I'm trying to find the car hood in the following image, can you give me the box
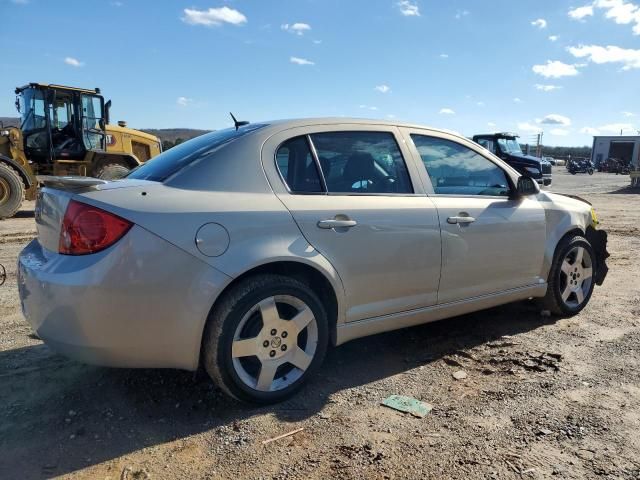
[508,153,547,166]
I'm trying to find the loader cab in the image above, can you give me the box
[16,83,106,167]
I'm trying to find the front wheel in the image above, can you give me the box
[541,235,596,316]
[202,274,329,403]
[0,163,25,220]
[588,168,594,175]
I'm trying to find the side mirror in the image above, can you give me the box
[516,176,539,197]
[98,118,106,130]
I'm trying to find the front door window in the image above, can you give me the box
[81,95,105,151]
[411,135,510,196]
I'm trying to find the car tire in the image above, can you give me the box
[541,235,596,316]
[0,163,25,220]
[202,274,329,404]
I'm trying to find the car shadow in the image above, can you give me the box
[0,301,556,478]
[12,209,35,219]
[608,185,640,194]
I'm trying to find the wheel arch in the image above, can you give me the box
[542,225,585,281]
[0,154,34,188]
[197,260,341,367]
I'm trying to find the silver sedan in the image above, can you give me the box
[18,118,609,403]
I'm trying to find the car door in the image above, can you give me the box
[263,125,442,323]
[402,129,546,304]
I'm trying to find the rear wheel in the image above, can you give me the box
[202,274,328,403]
[0,163,25,220]
[541,235,596,316]
[95,160,131,180]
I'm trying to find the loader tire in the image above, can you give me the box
[95,161,131,181]
[0,163,25,220]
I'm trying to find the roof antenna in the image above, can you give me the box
[230,112,249,131]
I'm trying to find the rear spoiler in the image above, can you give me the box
[37,176,108,190]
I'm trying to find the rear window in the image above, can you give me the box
[127,124,267,182]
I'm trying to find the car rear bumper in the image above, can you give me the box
[18,226,231,371]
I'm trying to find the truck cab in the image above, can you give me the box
[473,133,552,186]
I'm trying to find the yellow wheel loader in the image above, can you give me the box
[0,83,162,219]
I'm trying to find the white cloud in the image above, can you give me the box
[568,5,595,20]
[518,122,543,133]
[290,56,314,65]
[622,111,636,117]
[594,0,640,35]
[455,9,470,19]
[439,108,455,115]
[540,114,572,126]
[176,96,193,107]
[513,97,523,103]
[487,122,497,127]
[476,101,485,107]
[64,57,84,67]
[599,122,637,133]
[359,105,378,111]
[580,126,600,135]
[550,128,570,136]
[532,60,581,77]
[182,7,247,27]
[439,53,449,58]
[568,44,640,70]
[535,84,563,91]
[11,0,29,4]
[548,35,559,41]
[375,84,391,93]
[313,40,322,44]
[281,23,311,36]
[531,18,548,29]
[110,1,123,6]
[387,114,396,119]
[397,0,420,16]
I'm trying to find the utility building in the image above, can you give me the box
[591,135,640,169]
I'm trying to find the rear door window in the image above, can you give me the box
[275,136,323,193]
[309,131,413,194]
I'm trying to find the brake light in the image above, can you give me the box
[59,200,133,255]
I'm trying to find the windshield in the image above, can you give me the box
[19,88,46,133]
[127,123,268,182]
[497,138,523,155]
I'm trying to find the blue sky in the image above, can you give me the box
[1,0,639,146]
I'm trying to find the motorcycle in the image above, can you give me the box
[568,159,594,175]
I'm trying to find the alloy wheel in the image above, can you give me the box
[231,295,318,392]
[559,245,593,308]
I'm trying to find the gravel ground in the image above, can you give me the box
[1,170,639,480]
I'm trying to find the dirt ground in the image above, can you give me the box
[1,170,639,480]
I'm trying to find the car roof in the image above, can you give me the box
[255,117,461,136]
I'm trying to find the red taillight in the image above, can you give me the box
[59,200,133,255]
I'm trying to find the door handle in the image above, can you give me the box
[447,215,476,225]
[317,219,357,229]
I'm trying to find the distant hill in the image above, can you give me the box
[141,128,209,143]
[0,117,19,127]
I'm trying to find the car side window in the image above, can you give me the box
[310,131,413,194]
[411,135,511,196]
[275,136,323,193]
